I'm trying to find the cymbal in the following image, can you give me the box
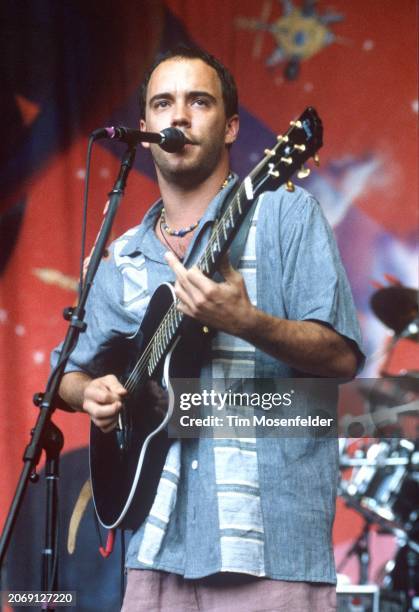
[371,287,418,335]
[359,373,419,408]
[358,382,404,406]
[396,371,419,394]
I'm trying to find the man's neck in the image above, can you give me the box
[157,162,230,228]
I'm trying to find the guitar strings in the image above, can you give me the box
[124,303,181,392]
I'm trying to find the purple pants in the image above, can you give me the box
[121,569,337,612]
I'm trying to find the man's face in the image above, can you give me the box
[140,57,238,187]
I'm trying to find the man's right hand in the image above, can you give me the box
[82,374,127,433]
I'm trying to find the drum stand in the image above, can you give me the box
[338,519,372,584]
[385,535,419,611]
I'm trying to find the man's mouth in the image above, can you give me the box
[174,131,197,146]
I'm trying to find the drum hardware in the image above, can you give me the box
[340,456,412,468]
[337,519,374,585]
[340,437,419,609]
[340,439,419,533]
[380,538,419,611]
[399,319,419,342]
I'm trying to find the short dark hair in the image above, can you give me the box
[139,45,238,120]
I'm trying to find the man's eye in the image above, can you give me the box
[155,100,169,109]
[193,98,209,107]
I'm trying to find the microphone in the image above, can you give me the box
[90,126,188,152]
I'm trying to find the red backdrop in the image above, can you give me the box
[0,0,417,602]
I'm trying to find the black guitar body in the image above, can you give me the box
[89,283,208,529]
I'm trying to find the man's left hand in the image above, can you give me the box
[165,251,253,336]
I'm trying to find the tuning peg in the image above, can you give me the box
[268,165,280,178]
[264,148,275,157]
[293,144,306,152]
[280,156,293,165]
[286,180,295,192]
[290,120,302,128]
[313,153,320,166]
[297,166,311,179]
[276,134,289,142]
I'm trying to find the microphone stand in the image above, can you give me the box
[0,144,137,599]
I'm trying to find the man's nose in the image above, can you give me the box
[171,102,191,127]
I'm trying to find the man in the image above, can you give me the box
[54,46,363,611]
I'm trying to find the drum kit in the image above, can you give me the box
[338,286,419,609]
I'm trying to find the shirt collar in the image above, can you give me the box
[119,173,239,259]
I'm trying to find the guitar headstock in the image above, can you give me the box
[254,107,323,193]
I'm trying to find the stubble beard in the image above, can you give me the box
[151,137,227,190]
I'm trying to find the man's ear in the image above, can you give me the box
[139,118,150,149]
[225,114,239,146]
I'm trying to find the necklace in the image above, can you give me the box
[159,172,234,238]
[160,208,199,237]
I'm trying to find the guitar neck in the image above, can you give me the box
[196,180,254,277]
[196,144,304,277]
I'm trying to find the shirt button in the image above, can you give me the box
[191,459,198,470]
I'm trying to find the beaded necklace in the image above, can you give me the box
[159,172,233,238]
[160,209,199,237]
